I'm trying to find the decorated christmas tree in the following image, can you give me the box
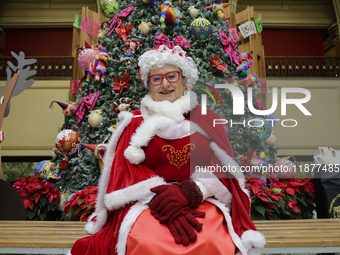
[52,0,278,194]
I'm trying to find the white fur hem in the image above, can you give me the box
[210,142,250,197]
[85,110,134,234]
[104,176,166,210]
[116,203,148,255]
[240,230,266,255]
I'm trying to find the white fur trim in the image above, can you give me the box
[124,91,198,165]
[104,176,166,210]
[191,171,232,208]
[210,141,250,197]
[116,203,148,255]
[240,230,266,255]
[206,198,248,255]
[85,111,134,234]
[124,146,145,164]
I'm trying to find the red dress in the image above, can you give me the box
[126,133,235,255]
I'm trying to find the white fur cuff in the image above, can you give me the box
[241,230,266,255]
[124,145,145,165]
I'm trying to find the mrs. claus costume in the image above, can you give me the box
[70,45,265,255]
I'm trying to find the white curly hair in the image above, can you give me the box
[138,45,199,87]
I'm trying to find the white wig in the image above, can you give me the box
[138,45,199,87]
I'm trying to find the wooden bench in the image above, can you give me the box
[1,219,340,254]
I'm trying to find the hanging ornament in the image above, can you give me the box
[140,0,155,5]
[88,109,103,128]
[264,113,277,127]
[115,22,134,40]
[120,39,142,64]
[250,158,268,178]
[209,53,229,73]
[245,117,272,141]
[45,164,60,184]
[97,29,106,38]
[188,6,199,18]
[274,158,296,179]
[112,72,130,93]
[35,160,54,180]
[239,52,253,69]
[212,0,225,19]
[236,63,250,79]
[76,41,99,71]
[111,97,135,113]
[49,101,76,129]
[189,18,212,42]
[78,143,107,172]
[86,45,110,83]
[100,0,119,18]
[240,151,255,171]
[160,0,182,30]
[55,130,82,155]
[264,131,278,147]
[138,22,152,35]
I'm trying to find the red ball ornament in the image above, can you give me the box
[55,130,81,155]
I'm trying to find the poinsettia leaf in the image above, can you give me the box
[26,208,36,220]
[283,209,292,216]
[251,212,266,220]
[39,211,47,221]
[296,196,308,207]
[277,198,285,209]
[273,204,280,213]
[40,194,47,207]
[255,205,266,216]
[23,199,34,210]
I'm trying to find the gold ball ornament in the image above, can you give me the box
[97,29,106,38]
[88,109,103,128]
[189,6,199,18]
[138,22,152,35]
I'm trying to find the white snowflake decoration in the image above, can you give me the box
[238,21,257,39]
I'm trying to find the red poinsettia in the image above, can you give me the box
[13,176,60,220]
[209,53,229,73]
[61,186,98,221]
[113,72,130,93]
[240,151,255,169]
[115,23,134,40]
[247,177,268,202]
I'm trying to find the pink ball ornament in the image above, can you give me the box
[274,158,296,179]
[55,130,81,155]
[78,48,99,71]
[250,158,268,178]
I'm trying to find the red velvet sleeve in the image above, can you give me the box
[106,115,158,194]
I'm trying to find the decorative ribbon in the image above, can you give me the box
[108,6,134,36]
[75,91,100,127]
[154,33,190,49]
[219,29,239,65]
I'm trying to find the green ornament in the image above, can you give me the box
[100,0,119,18]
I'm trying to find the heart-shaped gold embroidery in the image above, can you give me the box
[162,143,195,169]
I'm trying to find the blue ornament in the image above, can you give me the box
[264,113,276,127]
[189,18,212,42]
[245,117,272,141]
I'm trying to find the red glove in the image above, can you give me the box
[150,180,203,223]
[167,208,205,246]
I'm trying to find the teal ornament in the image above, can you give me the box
[245,117,272,141]
[100,0,119,18]
[189,18,212,42]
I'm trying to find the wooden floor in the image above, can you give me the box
[0,219,340,251]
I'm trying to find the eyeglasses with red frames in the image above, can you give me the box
[148,71,181,86]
